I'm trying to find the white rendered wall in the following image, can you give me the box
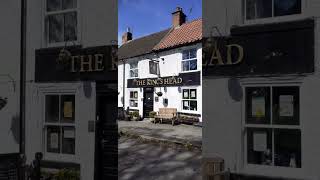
[118,43,202,120]
[25,0,117,180]
[0,0,21,154]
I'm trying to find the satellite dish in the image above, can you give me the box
[228,78,243,101]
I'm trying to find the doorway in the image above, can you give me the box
[94,84,118,180]
[143,87,154,118]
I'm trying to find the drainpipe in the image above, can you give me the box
[122,59,126,111]
[20,0,26,164]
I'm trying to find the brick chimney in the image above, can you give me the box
[122,27,132,44]
[172,7,186,28]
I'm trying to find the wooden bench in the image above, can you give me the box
[154,108,177,126]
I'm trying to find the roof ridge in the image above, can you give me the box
[120,28,171,47]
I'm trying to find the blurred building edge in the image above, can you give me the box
[0,0,118,180]
[203,0,319,180]
[118,7,203,124]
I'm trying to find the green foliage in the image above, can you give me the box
[132,111,139,117]
[53,169,80,180]
[149,111,157,118]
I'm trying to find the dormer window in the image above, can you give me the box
[245,0,301,20]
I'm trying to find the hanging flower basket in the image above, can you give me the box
[156,92,163,97]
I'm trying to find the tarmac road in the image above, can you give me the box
[118,136,202,180]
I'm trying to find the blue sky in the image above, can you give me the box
[118,0,202,45]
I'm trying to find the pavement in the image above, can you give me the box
[118,119,202,148]
[119,136,202,180]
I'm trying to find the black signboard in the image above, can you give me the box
[127,71,201,88]
[35,45,117,82]
[203,19,314,76]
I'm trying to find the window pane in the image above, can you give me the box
[182,50,189,60]
[130,100,138,107]
[130,70,135,77]
[134,69,138,77]
[183,89,189,99]
[273,86,299,125]
[62,126,75,154]
[47,0,62,12]
[183,100,189,110]
[190,89,197,99]
[246,87,270,124]
[189,49,197,59]
[64,12,77,41]
[62,0,77,9]
[246,0,272,20]
[45,95,59,123]
[130,62,138,69]
[247,128,273,165]
[274,0,301,16]
[182,61,189,71]
[60,95,75,123]
[130,92,133,98]
[48,14,64,43]
[190,60,197,70]
[134,92,138,99]
[274,129,301,168]
[190,101,197,111]
[47,126,61,153]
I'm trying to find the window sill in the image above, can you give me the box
[243,14,306,26]
[41,160,80,170]
[180,70,201,74]
[241,164,304,179]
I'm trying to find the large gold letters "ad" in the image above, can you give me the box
[206,43,244,66]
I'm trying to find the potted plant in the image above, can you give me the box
[149,111,157,122]
[131,111,140,121]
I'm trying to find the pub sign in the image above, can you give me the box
[127,71,201,88]
[35,45,117,82]
[203,19,314,76]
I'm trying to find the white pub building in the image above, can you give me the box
[118,8,202,123]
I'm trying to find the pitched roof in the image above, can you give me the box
[153,18,202,51]
[118,29,170,60]
[118,18,202,60]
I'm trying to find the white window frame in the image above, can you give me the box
[129,61,139,78]
[242,84,302,170]
[129,91,138,108]
[182,88,198,112]
[244,0,306,25]
[181,48,198,72]
[42,92,78,162]
[44,0,81,47]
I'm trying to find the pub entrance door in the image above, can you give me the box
[94,84,118,180]
[143,87,154,118]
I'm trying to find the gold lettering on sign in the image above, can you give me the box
[206,43,244,66]
[70,56,79,72]
[177,78,183,84]
[80,55,93,72]
[226,44,244,65]
[210,44,224,65]
[94,54,105,71]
